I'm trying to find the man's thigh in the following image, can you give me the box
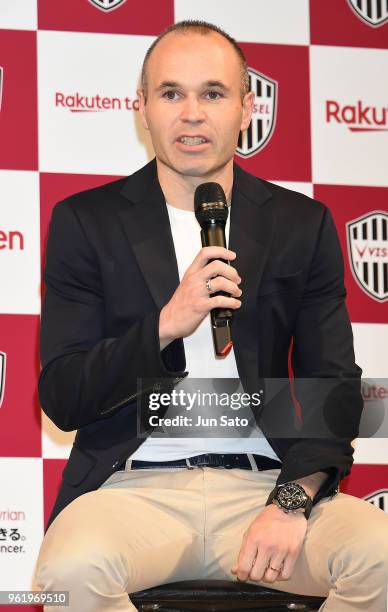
[203,487,388,598]
[35,468,205,594]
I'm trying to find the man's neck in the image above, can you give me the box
[156,159,233,211]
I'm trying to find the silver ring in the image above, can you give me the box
[206,278,213,294]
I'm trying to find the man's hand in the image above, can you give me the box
[231,504,307,584]
[159,246,242,349]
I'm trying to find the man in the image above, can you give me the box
[34,20,388,612]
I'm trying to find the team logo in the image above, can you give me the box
[87,0,127,11]
[364,489,388,513]
[346,211,388,302]
[236,68,277,158]
[0,352,6,409]
[347,0,388,27]
[0,67,3,112]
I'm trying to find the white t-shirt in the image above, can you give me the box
[130,201,280,461]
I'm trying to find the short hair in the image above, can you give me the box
[140,20,249,103]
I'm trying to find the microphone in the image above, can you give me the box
[194,182,234,357]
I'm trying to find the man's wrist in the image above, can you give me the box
[291,471,329,501]
[270,502,307,519]
[159,308,175,351]
[159,336,174,351]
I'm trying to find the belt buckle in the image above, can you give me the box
[186,454,231,469]
[204,453,229,469]
[197,453,212,467]
[187,453,212,469]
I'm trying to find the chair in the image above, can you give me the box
[130,579,326,612]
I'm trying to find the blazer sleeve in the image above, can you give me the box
[275,205,363,504]
[39,199,186,432]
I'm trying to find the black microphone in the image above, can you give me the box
[194,182,234,357]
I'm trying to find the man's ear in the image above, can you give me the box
[240,91,255,132]
[137,89,149,131]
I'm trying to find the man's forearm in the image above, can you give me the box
[292,471,330,500]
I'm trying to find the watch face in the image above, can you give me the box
[277,483,307,510]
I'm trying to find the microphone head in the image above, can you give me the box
[194,182,229,227]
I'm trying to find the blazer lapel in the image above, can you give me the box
[118,159,180,311]
[229,164,274,394]
[118,159,275,394]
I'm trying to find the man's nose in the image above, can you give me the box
[180,96,205,123]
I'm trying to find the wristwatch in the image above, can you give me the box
[265,482,313,519]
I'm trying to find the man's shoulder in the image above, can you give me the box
[53,159,156,217]
[234,163,327,219]
[55,176,127,217]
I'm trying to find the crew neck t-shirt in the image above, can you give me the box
[129,201,281,462]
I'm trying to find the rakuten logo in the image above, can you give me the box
[55,92,139,112]
[0,230,24,250]
[326,100,388,132]
[362,384,388,401]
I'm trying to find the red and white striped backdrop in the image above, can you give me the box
[0,1,387,606]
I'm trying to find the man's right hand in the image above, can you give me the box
[159,246,242,350]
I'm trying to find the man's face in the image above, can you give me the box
[138,31,254,180]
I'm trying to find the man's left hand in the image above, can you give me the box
[231,504,307,583]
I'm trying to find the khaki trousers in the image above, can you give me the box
[34,464,388,612]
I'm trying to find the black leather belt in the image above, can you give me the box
[127,453,282,471]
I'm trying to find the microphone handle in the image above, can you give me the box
[201,223,234,357]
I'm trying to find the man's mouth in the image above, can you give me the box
[177,136,209,145]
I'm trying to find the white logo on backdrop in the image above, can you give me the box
[347,211,388,302]
[364,489,388,512]
[236,67,277,158]
[87,0,127,11]
[347,0,388,27]
[0,352,6,408]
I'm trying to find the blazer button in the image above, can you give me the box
[112,461,119,469]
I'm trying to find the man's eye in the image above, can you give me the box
[163,90,179,100]
[206,91,223,100]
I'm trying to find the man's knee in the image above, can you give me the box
[35,524,130,593]
[36,549,131,598]
[36,551,90,590]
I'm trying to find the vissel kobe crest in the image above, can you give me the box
[347,211,388,303]
[364,489,388,513]
[348,0,388,27]
[236,68,277,158]
[0,352,6,409]
[87,0,127,11]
